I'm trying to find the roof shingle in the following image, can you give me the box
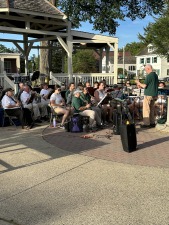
[0,0,66,17]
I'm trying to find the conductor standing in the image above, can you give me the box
[135,64,158,128]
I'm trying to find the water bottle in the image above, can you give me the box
[53,116,56,127]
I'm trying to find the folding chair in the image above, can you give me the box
[1,109,18,127]
[48,104,63,126]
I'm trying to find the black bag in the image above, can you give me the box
[68,114,83,133]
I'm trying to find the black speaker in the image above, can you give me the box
[120,124,137,152]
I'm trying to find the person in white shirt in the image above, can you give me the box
[1,88,33,129]
[20,84,48,122]
[40,83,53,105]
[50,85,70,129]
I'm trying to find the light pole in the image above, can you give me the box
[123,46,125,77]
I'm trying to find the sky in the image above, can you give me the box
[0,15,155,57]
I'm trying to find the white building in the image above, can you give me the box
[136,44,169,78]
[102,51,136,77]
[0,53,20,74]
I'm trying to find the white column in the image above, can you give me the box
[67,21,73,82]
[106,46,110,73]
[0,57,4,73]
[113,41,118,84]
[123,46,125,76]
[165,96,169,126]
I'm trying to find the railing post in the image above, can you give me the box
[49,71,53,85]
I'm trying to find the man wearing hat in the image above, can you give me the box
[72,89,102,128]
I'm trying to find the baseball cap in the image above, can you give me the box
[73,89,82,95]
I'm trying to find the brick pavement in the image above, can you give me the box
[42,124,169,168]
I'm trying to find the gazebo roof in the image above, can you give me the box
[0,0,68,39]
[0,0,66,18]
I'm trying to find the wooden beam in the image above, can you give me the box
[57,36,69,54]
[72,40,114,44]
[0,26,68,37]
[13,41,24,55]
[71,30,118,42]
[0,14,68,26]
[0,38,24,43]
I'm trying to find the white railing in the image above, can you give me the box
[0,72,18,93]
[49,72,116,87]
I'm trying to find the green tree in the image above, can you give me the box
[65,49,98,73]
[51,42,63,73]
[53,0,165,34]
[138,2,169,57]
[0,44,14,53]
[124,42,146,56]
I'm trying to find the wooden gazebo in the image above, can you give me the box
[0,0,118,83]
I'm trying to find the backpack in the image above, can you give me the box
[65,114,83,132]
[157,117,166,124]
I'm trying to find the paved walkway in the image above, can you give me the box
[1,123,169,225]
[43,123,169,168]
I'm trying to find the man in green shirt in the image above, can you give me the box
[136,64,158,128]
[65,82,75,105]
[72,89,102,128]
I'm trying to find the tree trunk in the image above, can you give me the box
[39,0,56,75]
[40,41,49,75]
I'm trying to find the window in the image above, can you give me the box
[167,69,169,75]
[146,58,150,63]
[128,66,136,71]
[4,61,11,73]
[140,58,144,64]
[152,57,157,63]
[148,46,154,53]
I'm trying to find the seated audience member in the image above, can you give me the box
[1,88,33,129]
[50,85,70,129]
[80,87,102,122]
[94,81,113,123]
[40,83,53,105]
[65,82,75,105]
[72,89,102,128]
[20,84,48,122]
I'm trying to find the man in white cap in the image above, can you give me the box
[72,89,102,128]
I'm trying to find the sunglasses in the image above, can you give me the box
[57,89,61,91]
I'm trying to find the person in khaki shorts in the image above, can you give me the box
[135,64,158,128]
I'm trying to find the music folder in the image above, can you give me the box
[97,94,107,107]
